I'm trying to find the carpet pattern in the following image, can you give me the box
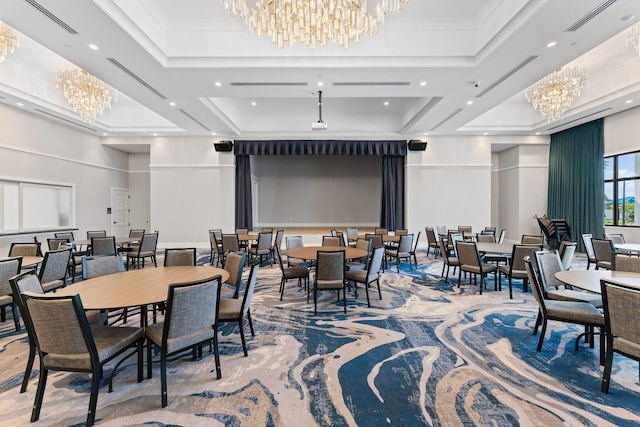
[0,251,639,426]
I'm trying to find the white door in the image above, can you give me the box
[111,188,130,237]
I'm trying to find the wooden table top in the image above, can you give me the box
[555,269,640,294]
[476,242,514,254]
[73,237,139,246]
[56,266,229,310]
[357,234,400,243]
[284,246,368,261]
[1,256,43,268]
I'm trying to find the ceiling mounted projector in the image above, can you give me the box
[312,90,327,131]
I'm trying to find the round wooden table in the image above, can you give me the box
[1,256,43,270]
[284,246,368,261]
[555,269,640,294]
[57,266,229,311]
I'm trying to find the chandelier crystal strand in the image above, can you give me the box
[57,69,118,125]
[524,67,587,122]
[626,22,640,56]
[220,0,409,48]
[0,21,19,63]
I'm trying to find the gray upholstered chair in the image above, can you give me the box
[217,262,259,356]
[164,248,196,266]
[128,233,159,269]
[345,245,384,307]
[91,236,117,256]
[38,247,71,292]
[521,234,543,245]
[0,257,22,331]
[600,279,640,392]
[394,229,408,236]
[82,253,125,279]
[605,233,625,245]
[285,235,308,268]
[476,233,495,243]
[374,228,388,235]
[437,238,459,283]
[364,234,384,252]
[322,235,341,246]
[613,254,640,272]
[458,226,472,239]
[409,230,421,267]
[248,232,273,266]
[558,240,577,270]
[270,229,284,262]
[312,250,347,315]
[345,238,372,271]
[425,227,439,258]
[86,230,107,239]
[524,259,604,362]
[55,232,84,280]
[221,234,240,265]
[223,251,247,299]
[9,242,41,257]
[456,241,497,294]
[145,275,222,407]
[385,233,414,272]
[592,239,615,270]
[581,233,597,269]
[47,238,69,251]
[498,244,542,299]
[483,226,497,237]
[22,289,143,426]
[275,246,309,301]
[210,229,225,267]
[54,231,75,241]
[345,227,359,247]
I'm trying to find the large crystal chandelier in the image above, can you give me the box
[220,0,409,48]
[524,67,587,122]
[57,69,118,125]
[0,21,19,63]
[626,22,640,57]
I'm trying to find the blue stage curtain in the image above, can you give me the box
[547,119,604,252]
[233,140,406,229]
[235,154,253,230]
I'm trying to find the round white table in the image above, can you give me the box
[555,269,640,294]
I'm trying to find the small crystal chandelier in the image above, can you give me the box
[626,22,640,57]
[57,69,118,125]
[524,67,587,122]
[0,21,19,63]
[220,0,409,48]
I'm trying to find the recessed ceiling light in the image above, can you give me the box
[383,101,389,106]
[211,132,217,136]
[546,41,557,48]
[625,99,634,104]
[153,133,158,136]
[214,81,222,87]
[467,100,473,105]
[483,132,489,135]
[16,102,24,106]
[423,132,429,136]
[622,15,634,22]
[169,102,176,106]
[102,133,108,136]
[317,81,324,86]
[420,81,427,86]
[251,101,257,106]
[535,132,541,135]
[88,44,99,50]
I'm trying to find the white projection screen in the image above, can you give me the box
[251,155,381,226]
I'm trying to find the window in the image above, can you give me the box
[604,152,640,226]
[0,179,74,234]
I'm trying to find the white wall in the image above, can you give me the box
[0,104,129,254]
[405,136,492,235]
[149,138,235,248]
[128,153,151,231]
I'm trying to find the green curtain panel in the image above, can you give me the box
[547,119,604,252]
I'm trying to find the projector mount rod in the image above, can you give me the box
[318,90,323,123]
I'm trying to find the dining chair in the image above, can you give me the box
[322,235,341,246]
[221,234,241,265]
[592,239,615,270]
[164,248,196,266]
[83,253,125,279]
[275,246,309,301]
[425,227,439,258]
[23,290,144,426]
[38,247,71,292]
[91,235,117,256]
[581,233,597,269]
[345,227,359,247]
[8,242,41,258]
[600,279,640,393]
[285,235,308,268]
[456,241,497,294]
[374,228,388,235]
[345,246,384,307]
[385,234,414,272]
[210,229,225,267]
[394,229,408,236]
[119,229,145,255]
[476,233,495,243]
[613,254,640,272]
[409,230,421,267]
[524,259,604,363]
[558,240,577,270]
[128,233,159,269]
[223,251,247,299]
[248,232,273,266]
[145,275,222,407]
[437,238,459,283]
[497,244,541,299]
[217,262,259,356]
[483,226,497,238]
[605,233,625,244]
[345,238,372,271]
[86,230,107,239]
[521,234,543,245]
[312,250,347,315]
[0,257,22,331]
[270,229,284,262]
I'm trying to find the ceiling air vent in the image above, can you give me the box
[106,58,166,99]
[24,0,78,34]
[333,82,410,86]
[229,82,307,87]
[565,0,617,32]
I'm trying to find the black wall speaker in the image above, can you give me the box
[407,140,427,151]
[214,141,233,152]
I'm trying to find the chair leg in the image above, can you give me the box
[533,311,542,335]
[31,365,48,422]
[87,367,101,426]
[238,319,248,357]
[146,340,154,380]
[536,319,547,351]
[247,311,255,336]
[376,278,382,300]
[12,302,20,332]
[508,277,513,299]
[21,341,37,393]
[161,351,168,407]
[364,280,371,307]
[213,327,222,380]
[601,340,614,393]
[342,284,347,313]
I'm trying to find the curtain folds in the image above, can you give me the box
[235,155,253,230]
[547,119,604,252]
[234,140,406,230]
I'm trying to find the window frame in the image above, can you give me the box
[604,150,640,227]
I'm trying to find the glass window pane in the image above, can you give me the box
[604,157,614,180]
[604,181,614,225]
[617,153,640,178]
[617,180,638,226]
